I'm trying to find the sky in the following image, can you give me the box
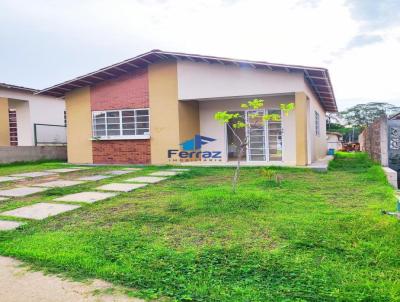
[1,0,400,110]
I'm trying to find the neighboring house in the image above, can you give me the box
[327,132,343,150]
[37,50,337,166]
[0,83,66,146]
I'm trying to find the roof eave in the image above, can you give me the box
[36,50,338,112]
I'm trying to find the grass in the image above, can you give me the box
[0,154,399,301]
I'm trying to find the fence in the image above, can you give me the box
[359,115,400,188]
[34,123,66,146]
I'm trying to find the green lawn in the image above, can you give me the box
[0,153,399,301]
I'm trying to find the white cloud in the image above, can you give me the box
[0,0,399,110]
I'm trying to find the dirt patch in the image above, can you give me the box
[0,256,145,302]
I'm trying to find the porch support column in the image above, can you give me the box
[65,87,93,164]
[149,61,180,164]
[0,97,10,146]
[295,92,308,166]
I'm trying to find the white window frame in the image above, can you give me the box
[224,109,284,163]
[315,111,320,136]
[266,109,283,162]
[92,108,150,140]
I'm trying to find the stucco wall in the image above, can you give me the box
[0,98,10,146]
[177,60,306,100]
[148,61,180,164]
[65,87,93,164]
[304,81,327,162]
[7,99,31,146]
[327,134,342,150]
[0,87,65,146]
[178,100,200,162]
[295,92,309,165]
[198,94,296,164]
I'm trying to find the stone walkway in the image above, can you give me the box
[1,203,81,220]
[0,256,144,302]
[0,168,187,231]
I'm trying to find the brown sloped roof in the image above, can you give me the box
[0,82,37,93]
[36,49,337,112]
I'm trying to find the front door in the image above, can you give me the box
[246,110,267,161]
[226,109,283,162]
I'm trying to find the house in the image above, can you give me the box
[327,132,343,150]
[37,50,337,166]
[0,83,66,146]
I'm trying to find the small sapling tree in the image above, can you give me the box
[214,99,294,192]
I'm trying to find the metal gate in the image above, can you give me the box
[34,123,67,146]
[388,119,400,186]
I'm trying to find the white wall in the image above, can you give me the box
[327,134,342,150]
[177,60,306,100]
[8,99,31,146]
[303,81,327,162]
[198,95,296,164]
[0,88,65,146]
[178,60,329,165]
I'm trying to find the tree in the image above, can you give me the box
[340,102,400,128]
[214,99,294,192]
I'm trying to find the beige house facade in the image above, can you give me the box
[37,50,337,166]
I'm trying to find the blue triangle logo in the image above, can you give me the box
[180,134,216,151]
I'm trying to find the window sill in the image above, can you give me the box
[91,135,150,141]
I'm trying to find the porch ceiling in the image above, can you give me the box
[36,50,337,112]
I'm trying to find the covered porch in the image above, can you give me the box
[177,91,311,166]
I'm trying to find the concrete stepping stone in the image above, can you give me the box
[54,192,118,203]
[96,183,147,192]
[170,168,190,172]
[10,171,56,178]
[0,187,47,197]
[125,176,167,183]
[150,171,179,176]
[0,176,25,183]
[33,180,84,188]
[122,168,143,171]
[0,220,23,231]
[1,203,80,220]
[45,168,84,173]
[0,197,9,201]
[106,170,132,175]
[77,175,111,181]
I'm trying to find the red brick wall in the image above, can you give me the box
[91,69,149,111]
[92,140,150,164]
[91,69,151,164]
